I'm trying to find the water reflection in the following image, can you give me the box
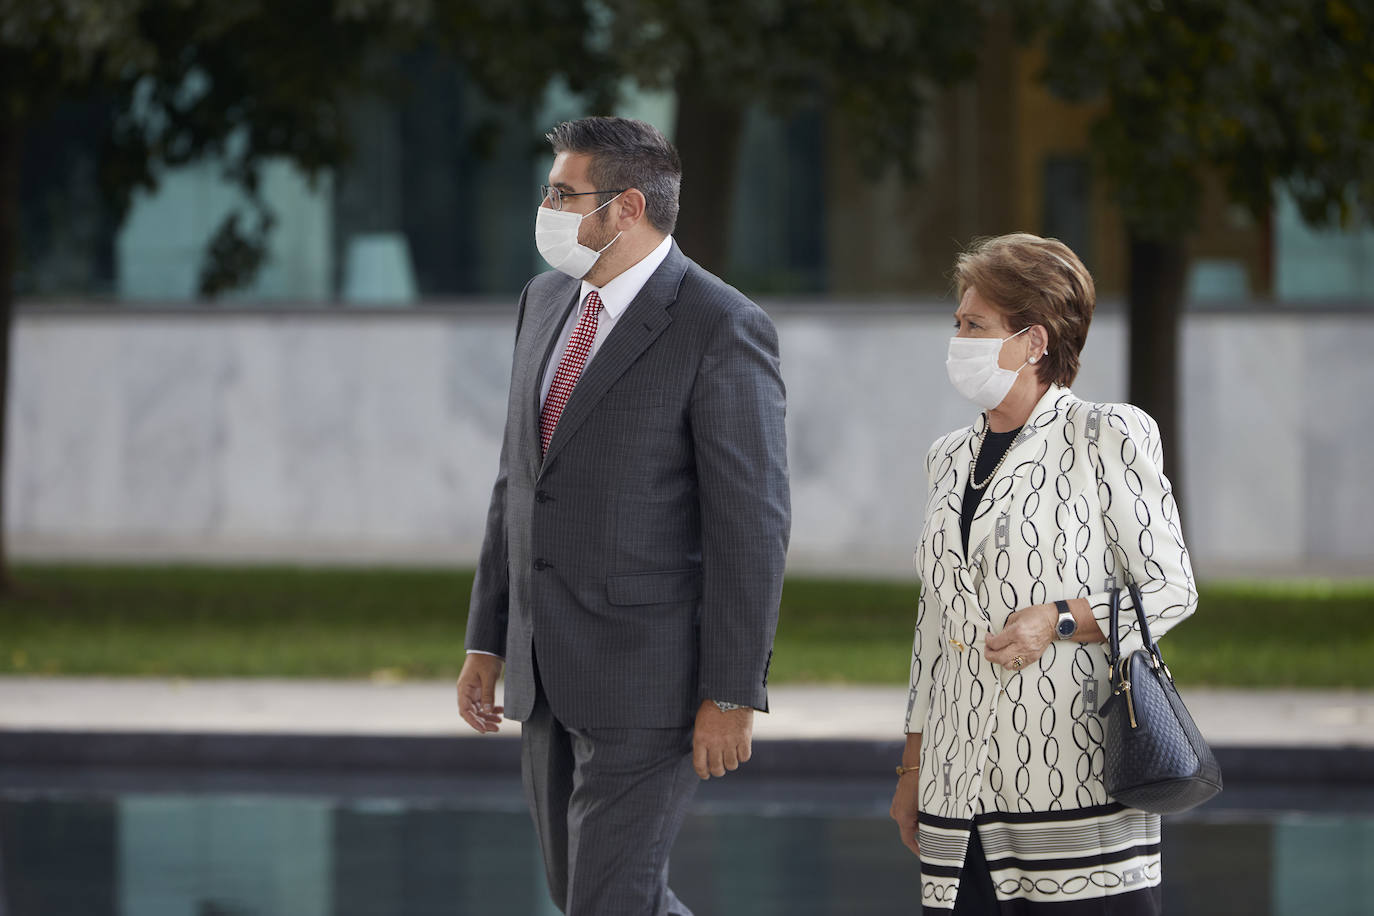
[2,794,1372,916]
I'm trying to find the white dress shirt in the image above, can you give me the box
[538,234,674,405]
[470,234,674,660]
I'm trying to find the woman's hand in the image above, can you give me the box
[984,603,1057,672]
[890,733,923,856]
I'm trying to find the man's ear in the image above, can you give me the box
[616,188,647,229]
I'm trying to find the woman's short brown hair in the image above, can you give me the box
[953,233,1096,387]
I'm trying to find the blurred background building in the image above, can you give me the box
[18,29,1374,306]
[9,16,1374,576]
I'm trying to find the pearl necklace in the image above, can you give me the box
[969,423,1020,491]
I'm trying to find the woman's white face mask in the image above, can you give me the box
[534,193,623,279]
[945,326,1033,410]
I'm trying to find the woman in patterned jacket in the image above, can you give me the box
[889,233,1197,914]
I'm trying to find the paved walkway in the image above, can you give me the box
[2,677,1371,748]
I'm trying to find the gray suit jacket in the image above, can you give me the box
[465,240,790,729]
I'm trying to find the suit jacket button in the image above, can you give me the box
[535,490,550,503]
[533,558,550,571]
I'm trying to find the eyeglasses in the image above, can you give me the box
[540,185,628,211]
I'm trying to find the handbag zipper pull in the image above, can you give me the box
[1114,656,1140,729]
[1122,679,1137,729]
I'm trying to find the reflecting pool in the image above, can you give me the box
[3,789,1372,916]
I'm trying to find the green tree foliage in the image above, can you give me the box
[426,0,613,108]
[593,0,984,272]
[1017,1,1374,491]
[1029,0,1374,238]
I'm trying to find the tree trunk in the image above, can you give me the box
[0,114,19,592]
[1125,230,1188,516]
[670,75,745,278]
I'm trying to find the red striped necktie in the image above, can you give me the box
[539,290,603,455]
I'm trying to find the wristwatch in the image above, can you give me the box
[1055,599,1078,640]
[713,700,744,712]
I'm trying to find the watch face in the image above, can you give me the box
[1057,615,1077,638]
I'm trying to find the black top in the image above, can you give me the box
[961,425,1021,557]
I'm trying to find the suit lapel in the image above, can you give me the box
[539,242,690,470]
[518,279,580,472]
[964,386,1076,593]
[921,424,979,609]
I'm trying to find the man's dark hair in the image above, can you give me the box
[546,117,682,235]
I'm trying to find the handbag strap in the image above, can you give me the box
[1107,582,1167,675]
[1107,586,1122,668]
[1126,581,1167,664]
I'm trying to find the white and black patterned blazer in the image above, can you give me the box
[905,385,1198,906]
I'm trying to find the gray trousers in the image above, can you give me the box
[521,677,699,916]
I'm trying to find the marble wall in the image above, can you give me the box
[9,305,1372,578]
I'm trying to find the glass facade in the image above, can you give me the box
[15,52,829,305]
[13,52,1374,307]
[1273,191,1374,303]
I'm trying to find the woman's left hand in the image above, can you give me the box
[985,603,1058,672]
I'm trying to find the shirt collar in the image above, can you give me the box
[580,234,673,319]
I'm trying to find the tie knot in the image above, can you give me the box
[585,290,603,314]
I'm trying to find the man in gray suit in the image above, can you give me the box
[455,117,790,915]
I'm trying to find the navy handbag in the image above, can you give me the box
[1099,583,1223,814]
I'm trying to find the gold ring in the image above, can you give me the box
[1011,656,1024,670]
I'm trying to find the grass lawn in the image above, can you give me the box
[1,565,1371,688]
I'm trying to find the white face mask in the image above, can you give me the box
[945,326,1034,410]
[534,193,623,279]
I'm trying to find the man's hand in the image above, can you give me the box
[456,653,505,734]
[692,700,754,779]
